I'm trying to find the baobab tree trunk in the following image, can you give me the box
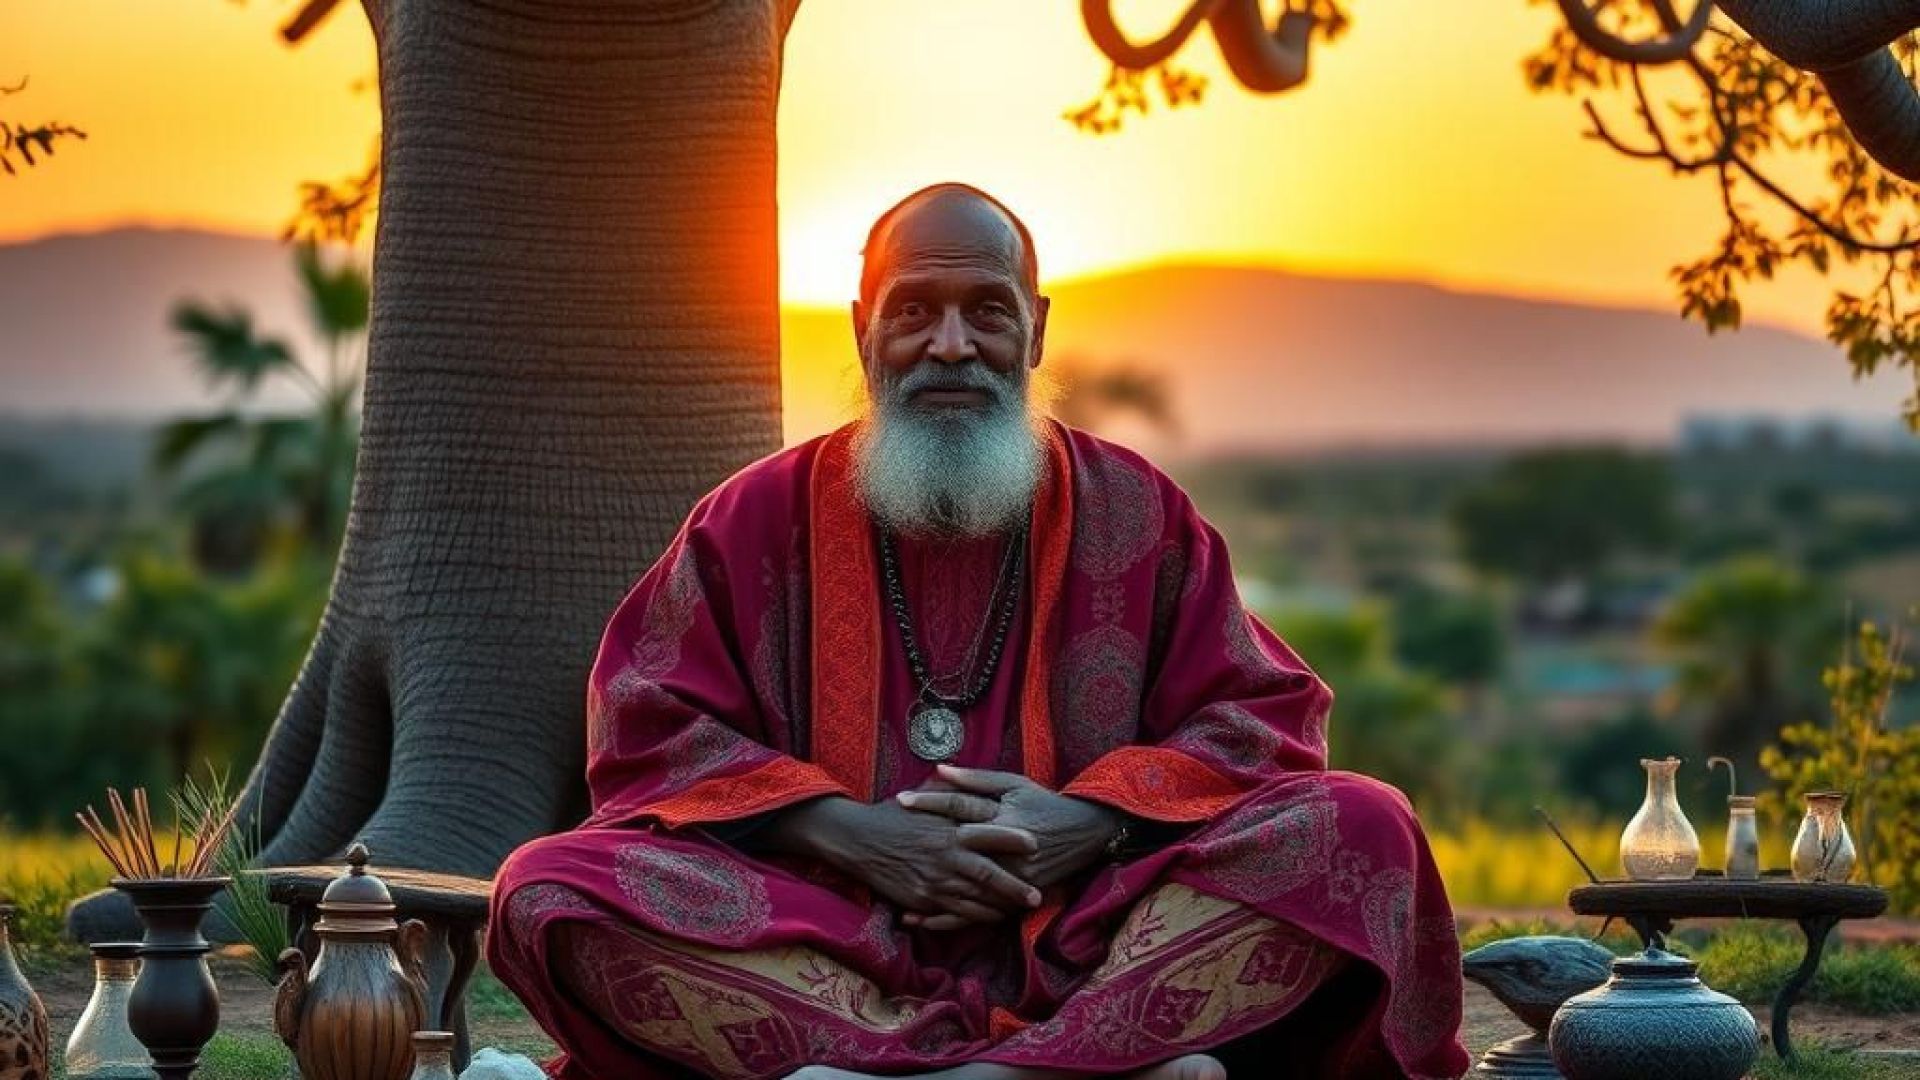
[72,0,788,938]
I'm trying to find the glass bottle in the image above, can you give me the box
[1620,757,1700,881]
[1724,796,1760,881]
[1791,791,1856,883]
[64,941,156,1079]
[408,1031,458,1080]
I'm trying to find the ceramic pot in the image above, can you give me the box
[0,904,50,1080]
[1619,757,1699,881]
[64,942,155,1079]
[1549,949,1757,1080]
[1791,791,1856,883]
[118,877,229,1080]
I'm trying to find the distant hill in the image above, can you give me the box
[3,227,1908,456]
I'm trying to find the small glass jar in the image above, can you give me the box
[408,1031,458,1080]
[1791,791,1856,883]
[1724,796,1760,880]
[1621,757,1700,881]
[64,941,155,1079]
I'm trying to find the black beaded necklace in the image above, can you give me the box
[877,524,1027,762]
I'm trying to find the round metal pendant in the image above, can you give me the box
[908,705,966,762]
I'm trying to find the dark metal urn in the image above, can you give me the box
[116,878,230,1080]
[1548,948,1758,1080]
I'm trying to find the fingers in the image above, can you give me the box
[955,823,1039,857]
[935,763,1032,797]
[897,789,1000,823]
[911,912,984,932]
[922,895,1007,926]
[954,850,1043,910]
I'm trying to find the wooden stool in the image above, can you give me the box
[261,865,494,1071]
[1568,876,1887,1059]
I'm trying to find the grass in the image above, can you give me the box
[1695,923,1920,1014]
[1752,1044,1920,1080]
[1,831,110,976]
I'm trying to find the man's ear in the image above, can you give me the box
[1029,294,1051,370]
[851,299,871,363]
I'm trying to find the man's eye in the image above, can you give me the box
[975,303,1013,320]
[895,301,928,320]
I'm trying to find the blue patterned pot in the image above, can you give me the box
[1548,949,1757,1080]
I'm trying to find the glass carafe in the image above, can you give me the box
[64,941,156,1078]
[1791,791,1856,883]
[1620,757,1700,880]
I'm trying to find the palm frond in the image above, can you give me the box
[169,302,296,395]
[294,243,371,341]
[174,767,287,984]
[153,412,244,474]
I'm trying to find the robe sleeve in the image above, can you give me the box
[582,493,851,832]
[1062,484,1331,823]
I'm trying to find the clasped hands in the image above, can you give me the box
[799,764,1122,932]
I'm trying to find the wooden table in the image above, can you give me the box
[257,865,493,1070]
[1567,876,1887,1059]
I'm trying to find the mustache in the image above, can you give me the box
[886,361,1017,403]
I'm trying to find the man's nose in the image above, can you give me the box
[926,306,977,364]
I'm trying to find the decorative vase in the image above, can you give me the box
[64,942,155,1079]
[118,877,229,1080]
[1548,948,1758,1080]
[1619,757,1699,881]
[406,1032,457,1080]
[0,904,50,1080]
[274,844,429,1080]
[1791,791,1856,883]
[1723,796,1760,881]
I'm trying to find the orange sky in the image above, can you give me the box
[0,0,1851,331]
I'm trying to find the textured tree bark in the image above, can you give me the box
[72,0,786,939]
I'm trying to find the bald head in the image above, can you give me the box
[859,183,1039,310]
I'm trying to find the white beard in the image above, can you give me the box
[855,362,1043,537]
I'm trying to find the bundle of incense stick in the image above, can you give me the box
[75,785,237,880]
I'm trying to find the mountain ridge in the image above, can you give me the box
[3,227,1905,453]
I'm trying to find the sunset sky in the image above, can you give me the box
[2,0,1847,331]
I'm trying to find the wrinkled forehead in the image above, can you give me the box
[870,193,1028,290]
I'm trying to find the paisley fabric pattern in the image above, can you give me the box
[1054,623,1146,774]
[1071,447,1164,580]
[614,843,773,946]
[488,424,1469,1080]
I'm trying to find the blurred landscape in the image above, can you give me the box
[6,226,1916,870]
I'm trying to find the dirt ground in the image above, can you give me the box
[29,948,1920,1071]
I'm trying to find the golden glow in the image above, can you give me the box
[1,0,1838,330]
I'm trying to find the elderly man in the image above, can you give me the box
[489,184,1468,1080]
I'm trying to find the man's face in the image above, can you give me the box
[854,194,1049,414]
[849,191,1051,535]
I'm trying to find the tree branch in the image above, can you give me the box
[1081,0,1219,71]
[1555,0,1712,66]
[281,0,343,44]
[1716,0,1920,72]
[1208,2,1314,94]
[1582,99,1673,160]
[1733,155,1920,253]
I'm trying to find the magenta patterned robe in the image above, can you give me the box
[488,422,1469,1079]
